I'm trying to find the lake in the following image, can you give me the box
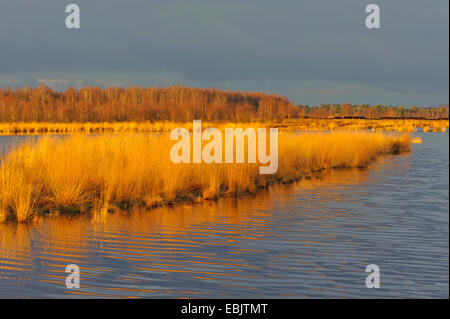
[0,132,448,298]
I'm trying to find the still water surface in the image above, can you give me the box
[0,133,448,298]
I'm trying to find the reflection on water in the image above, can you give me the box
[0,133,448,298]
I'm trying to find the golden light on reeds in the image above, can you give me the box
[0,119,448,135]
[412,137,423,144]
[0,131,411,223]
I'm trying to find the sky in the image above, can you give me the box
[0,0,448,107]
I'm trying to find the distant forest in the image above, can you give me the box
[0,86,448,122]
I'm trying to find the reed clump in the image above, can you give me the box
[0,131,411,222]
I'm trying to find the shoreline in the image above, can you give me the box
[0,119,448,136]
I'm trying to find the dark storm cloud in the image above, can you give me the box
[0,0,448,106]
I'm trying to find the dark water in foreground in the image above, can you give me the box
[0,133,448,298]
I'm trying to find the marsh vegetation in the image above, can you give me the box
[0,119,448,135]
[0,131,411,223]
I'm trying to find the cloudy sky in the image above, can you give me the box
[0,0,448,106]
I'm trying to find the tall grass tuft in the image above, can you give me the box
[0,166,13,223]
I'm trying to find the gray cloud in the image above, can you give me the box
[0,0,448,106]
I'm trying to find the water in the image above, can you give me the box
[0,133,448,298]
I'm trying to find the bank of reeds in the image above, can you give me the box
[0,131,411,222]
[0,119,447,135]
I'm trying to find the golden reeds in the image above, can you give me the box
[0,119,448,135]
[0,131,411,222]
[0,166,13,223]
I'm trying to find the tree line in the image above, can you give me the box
[0,86,447,122]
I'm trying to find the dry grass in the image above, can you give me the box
[0,166,13,223]
[279,119,448,132]
[0,119,447,135]
[0,131,411,222]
